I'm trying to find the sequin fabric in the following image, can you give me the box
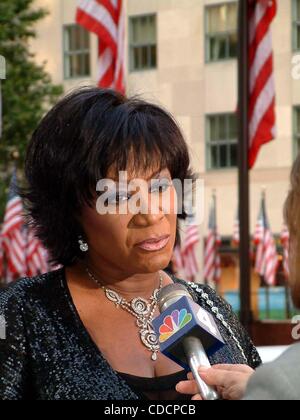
[0,268,261,400]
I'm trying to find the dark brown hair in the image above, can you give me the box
[21,87,193,267]
[284,154,300,308]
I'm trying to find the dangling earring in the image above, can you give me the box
[78,236,89,253]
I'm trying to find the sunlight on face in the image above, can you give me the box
[96,169,178,216]
[80,166,178,275]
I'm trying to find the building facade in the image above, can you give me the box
[30,0,300,290]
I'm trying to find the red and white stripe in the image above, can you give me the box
[0,172,50,283]
[254,194,278,286]
[25,226,49,277]
[255,229,278,286]
[248,0,277,168]
[1,195,24,236]
[0,194,27,280]
[233,210,240,245]
[254,214,264,245]
[181,224,199,281]
[204,195,221,285]
[280,224,289,279]
[76,0,125,93]
[204,230,221,285]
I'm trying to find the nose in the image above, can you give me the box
[133,209,165,227]
[132,189,165,227]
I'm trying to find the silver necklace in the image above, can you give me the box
[85,267,163,361]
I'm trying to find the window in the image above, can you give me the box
[294,106,300,155]
[205,2,238,62]
[293,0,300,51]
[129,14,157,72]
[206,114,238,170]
[64,25,90,79]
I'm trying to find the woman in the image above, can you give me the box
[177,154,300,401]
[0,88,261,400]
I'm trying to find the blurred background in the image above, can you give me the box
[0,0,300,351]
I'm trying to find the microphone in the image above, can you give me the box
[152,284,225,401]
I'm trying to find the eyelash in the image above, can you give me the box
[106,180,172,205]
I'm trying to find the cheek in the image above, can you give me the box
[165,212,177,245]
[161,187,178,216]
[81,207,131,253]
[166,190,178,223]
[172,189,178,215]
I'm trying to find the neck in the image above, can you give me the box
[75,258,165,300]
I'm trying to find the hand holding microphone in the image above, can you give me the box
[176,364,255,400]
[152,283,226,401]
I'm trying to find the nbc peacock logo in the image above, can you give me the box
[159,309,192,343]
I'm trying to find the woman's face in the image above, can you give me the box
[80,166,178,275]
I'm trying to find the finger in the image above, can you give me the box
[191,394,203,401]
[187,368,209,380]
[212,364,253,374]
[176,380,199,395]
[198,369,229,387]
[187,372,194,381]
[217,386,225,396]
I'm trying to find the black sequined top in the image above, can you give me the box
[0,268,261,400]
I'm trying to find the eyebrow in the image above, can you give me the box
[111,169,168,183]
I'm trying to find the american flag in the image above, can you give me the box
[181,220,200,282]
[248,0,277,168]
[254,192,278,286]
[0,170,49,283]
[280,224,289,280]
[233,208,240,246]
[0,170,27,282]
[25,225,49,278]
[0,56,5,138]
[76,0,125,93]
[203,194,221,285]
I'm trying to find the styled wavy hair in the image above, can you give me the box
[284,154,300,309]
[21,87,194,267]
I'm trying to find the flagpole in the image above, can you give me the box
[238,0,253,329]
[0,56,5,139]
[212,190,219,293]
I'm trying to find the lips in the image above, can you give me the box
[135,235,170,252]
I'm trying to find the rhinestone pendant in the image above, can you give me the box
[151,352,158,361]
[131,297,151,316]
[138,321,160,361]
[105,289,122,306]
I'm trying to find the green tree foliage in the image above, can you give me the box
[0,0,63,219]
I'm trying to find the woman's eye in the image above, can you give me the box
[106,193,130,205]
[150,180,172,194]
[102,180,172,206]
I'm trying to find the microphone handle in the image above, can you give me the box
[183,336,219,401]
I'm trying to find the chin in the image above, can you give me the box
[138,252,172,273]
